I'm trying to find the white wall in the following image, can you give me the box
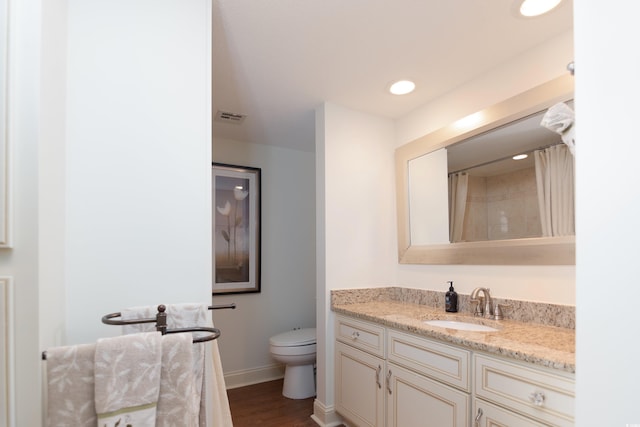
[3,1,213,425]
[63,0,213,345]
[575,2,640,425]
[212,137,316,388]
[316,102,396,422]
[397,31,575,145]
[394,30,576,305]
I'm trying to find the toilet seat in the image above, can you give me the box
[269,327,317,399]
[270,343,316,356]
[269,328,316,347]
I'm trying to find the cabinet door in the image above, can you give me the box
[335,341,385,427]
[473,399,546,427]
[386,363,469,427]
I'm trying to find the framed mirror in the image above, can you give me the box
[395,74,575,265]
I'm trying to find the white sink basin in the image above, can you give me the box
[424,319,499,332]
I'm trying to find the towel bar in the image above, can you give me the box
[43,303,231,360]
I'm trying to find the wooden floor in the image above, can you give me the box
[227,379,316,426]
[227,379,340,427]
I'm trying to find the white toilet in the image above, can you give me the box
[269,328,317,399]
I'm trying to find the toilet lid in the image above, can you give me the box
[270,328,316,347]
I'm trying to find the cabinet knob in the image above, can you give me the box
[351,331,360,340]
[386,369,392,395]
[375,365,381,389]
[528,391,546,407]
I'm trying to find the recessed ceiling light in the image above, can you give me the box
[513,154,528,160]
[519,0,562,17]
[389,80,416,95]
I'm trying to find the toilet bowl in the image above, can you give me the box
[269,328,317,399]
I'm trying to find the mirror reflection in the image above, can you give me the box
[396,75,575,265]
[409,104,575,246]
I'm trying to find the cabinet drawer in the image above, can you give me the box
[474,354,574,427]
[335,315,385,357]
[473,398,545,427]
[387,329,470,391]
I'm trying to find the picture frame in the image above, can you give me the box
[212,163,261,294]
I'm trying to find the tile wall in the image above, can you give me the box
[462,167,541,241]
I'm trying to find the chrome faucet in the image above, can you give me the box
[470,287,493,319]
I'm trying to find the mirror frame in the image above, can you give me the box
[395,74,575,265]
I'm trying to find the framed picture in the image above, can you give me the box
[212,163,261,294]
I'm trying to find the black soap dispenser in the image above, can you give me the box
[445,281,458,313]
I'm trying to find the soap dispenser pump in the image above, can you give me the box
[445,281,458,313]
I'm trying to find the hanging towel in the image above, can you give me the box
[540,102,576,155]
[94,332,162,427]
[203,337,232,426]
[121,304,233,427]
[157,333,199,427]
[46,343,97,427]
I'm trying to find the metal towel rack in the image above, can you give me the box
[101,303,236,341]
[42,303,236,360]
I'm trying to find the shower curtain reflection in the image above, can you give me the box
[534,144,575,237]
[448,172,468,243]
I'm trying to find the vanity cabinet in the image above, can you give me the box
[335,316,386,427]
[335,315,469,427]
[335,313,575,427]
[473,354,575,427]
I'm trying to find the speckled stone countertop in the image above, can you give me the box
[331,288,575,374]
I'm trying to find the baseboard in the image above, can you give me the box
[224,363,285,390]
[311,399,344,427]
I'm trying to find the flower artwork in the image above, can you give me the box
[216,186,249,267]
[213,163,261,294]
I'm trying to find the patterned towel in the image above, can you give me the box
[46,343,97,427]
[121,303,233,427]
[157,333,199,427]
[94,332,162,427]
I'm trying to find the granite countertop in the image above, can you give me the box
[332,300,575,373]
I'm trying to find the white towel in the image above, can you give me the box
[45,343,97,427]
[157,333,199,427]
[94,332,162,427]
[204,337,233,427]
[121,303,233,427]
[540,102,576,155]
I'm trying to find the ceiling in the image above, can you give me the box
[212,0,574,153]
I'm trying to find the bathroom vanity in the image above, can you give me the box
[332,289,575,427]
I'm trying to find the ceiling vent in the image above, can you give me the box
[215,110,247,125]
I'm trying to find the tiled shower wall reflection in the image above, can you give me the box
[462,167,541,241]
